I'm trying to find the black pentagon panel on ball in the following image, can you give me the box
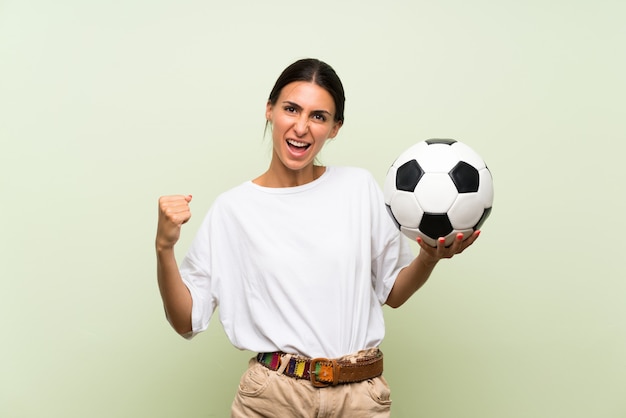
[425,138,457,146]
[396,160,424,192]
[449,161,479,193]
[419,213,453,239]
[473,207,492,231]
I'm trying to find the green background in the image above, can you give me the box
[1,0,625,416]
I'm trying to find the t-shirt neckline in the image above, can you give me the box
[247,166,333,194]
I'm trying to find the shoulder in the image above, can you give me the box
[327,166,381,196]
[206,181,254,214]
[327,166,376,184]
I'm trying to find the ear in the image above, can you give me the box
[328,120,343,139]
[265,101,273,122]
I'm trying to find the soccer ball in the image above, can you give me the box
[383,138,494,247]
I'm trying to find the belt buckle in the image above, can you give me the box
[309,358,338,387]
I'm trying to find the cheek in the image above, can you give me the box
[271,120,292,146]
[313,124,336,140]
[272,114,291,130]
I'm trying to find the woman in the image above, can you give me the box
[155,58,478,417]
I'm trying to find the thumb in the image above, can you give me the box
[185,194,193,203]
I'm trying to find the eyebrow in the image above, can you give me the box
[282,101,333,117]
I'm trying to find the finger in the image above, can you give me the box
[160,204,190,219]
[159,194,192,204]
[463,230,480,245]
[416,236,436,255]
[450,231,478,255]
[436,237,447,257]
[416,237,440,264]
[159,199,192,225]
[459,230,480,251]
[159,195,192,212]
[448,233,464,253]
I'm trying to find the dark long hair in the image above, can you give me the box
[267,58,345,123]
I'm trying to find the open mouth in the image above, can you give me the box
[287,139,311,152]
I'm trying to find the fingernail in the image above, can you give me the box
[456,233,463,240]
[416,237,422,244]
[438,238,445,244]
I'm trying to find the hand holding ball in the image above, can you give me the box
[384,139,494,247]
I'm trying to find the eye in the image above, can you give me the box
[312,113,327,122]
[283,106,297,113]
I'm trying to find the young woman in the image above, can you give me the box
[155,58,478,417]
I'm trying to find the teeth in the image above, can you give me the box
[287,139,309,148]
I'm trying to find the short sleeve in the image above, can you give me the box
[367,172,414,304]
[177,211,218,339]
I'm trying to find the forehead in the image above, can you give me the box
[277,81,335,112]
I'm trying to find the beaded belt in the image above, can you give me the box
[256,351,384,388]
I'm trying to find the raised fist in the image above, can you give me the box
[156,195,192,250]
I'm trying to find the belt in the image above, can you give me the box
[256,350,384,388]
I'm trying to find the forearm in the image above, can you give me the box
[386,232,480,308]
[156,246,193,336]
[385,253,439,308]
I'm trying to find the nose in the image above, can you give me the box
[293,115,309,137]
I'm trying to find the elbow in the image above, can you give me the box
[173,323,193,338]
[385,283,414,308]
[384,295,405,309]
[165,310,193,338]
[169,317,193,338]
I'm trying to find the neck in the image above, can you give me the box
[253,164,326,188]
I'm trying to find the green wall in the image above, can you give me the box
[1,0,625,416]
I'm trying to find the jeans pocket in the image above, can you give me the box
[237,362,272,398]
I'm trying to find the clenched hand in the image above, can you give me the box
[156,195,192,251]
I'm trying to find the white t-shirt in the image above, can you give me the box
[179,166,413,358]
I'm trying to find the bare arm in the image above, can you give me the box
[385,231,480,308]
[156,195,194,336]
